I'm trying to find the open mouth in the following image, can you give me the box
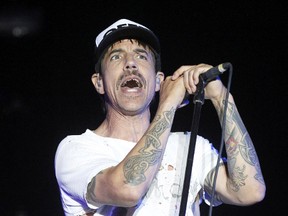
[121,78,143,88]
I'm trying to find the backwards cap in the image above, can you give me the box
[95,19,161,64]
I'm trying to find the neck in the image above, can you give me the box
[94,108,151,142]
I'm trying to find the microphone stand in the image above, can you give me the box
[179,76,206,216]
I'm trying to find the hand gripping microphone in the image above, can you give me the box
[180,62,232,107]
[200,62,231,83]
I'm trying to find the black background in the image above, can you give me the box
[1,0,287,215]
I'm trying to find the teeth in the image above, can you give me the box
[121,79,142,88]
[133,79,140,86]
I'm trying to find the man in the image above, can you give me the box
[55,18,265,216]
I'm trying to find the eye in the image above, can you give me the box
[136,54,148,60]
[110,54,121,61]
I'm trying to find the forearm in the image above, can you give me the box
[212,90,265,203]
[88,105,177,207]
[122,105,176,187]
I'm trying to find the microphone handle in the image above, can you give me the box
[200,62,231,83]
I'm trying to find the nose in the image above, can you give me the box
[124,54,138,72]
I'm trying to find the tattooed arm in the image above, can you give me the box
[86,75,186,207]
[171,63,266,205]
[86,108,176,207]
[205,86,266,205]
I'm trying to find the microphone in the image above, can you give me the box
[179,62,232,107]
[200,62,231,83]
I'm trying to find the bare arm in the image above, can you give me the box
[86,76,186,207]
[206,89,266,205]
[172,64,266,205]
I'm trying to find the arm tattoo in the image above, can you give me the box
[224,100,264,191]
[238,132,265,184]
[204,165,225,203]
[86,175,98,205]
[123,108,175,185]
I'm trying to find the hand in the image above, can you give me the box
[171,63,226,101]
[158,75,186,108]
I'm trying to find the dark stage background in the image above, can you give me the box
[1,0,287,215]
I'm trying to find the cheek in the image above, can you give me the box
[102,80,115,94]
[146,79,157,98]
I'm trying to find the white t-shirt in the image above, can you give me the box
[55,129,222,216]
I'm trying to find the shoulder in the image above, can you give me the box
[56,129,98,150]
[54,129,101,163]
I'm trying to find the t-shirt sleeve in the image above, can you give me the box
[55,135,118,210]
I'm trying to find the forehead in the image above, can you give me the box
[106,39,152,53]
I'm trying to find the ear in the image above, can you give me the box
[91,73,105,94]
[155,71,164,92]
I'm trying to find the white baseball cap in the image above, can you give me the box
[94,18,161,62]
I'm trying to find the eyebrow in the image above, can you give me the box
[108,48,149,57]
[108,48,123,57]
[134,48,149,55]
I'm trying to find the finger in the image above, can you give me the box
[171,69,183,80]
[172,66,195,80]
[183,70,192,94]
[192,66,202,85]
[194,64,213,84]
